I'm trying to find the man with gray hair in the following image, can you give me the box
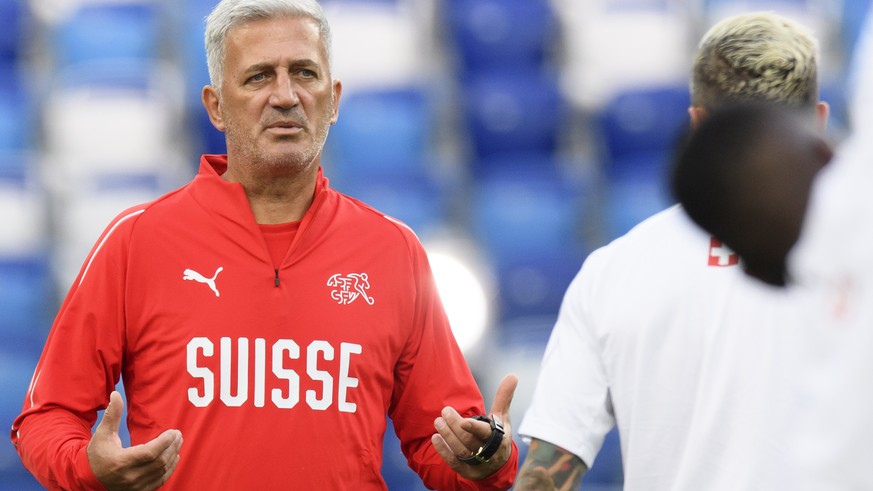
[516,12,828,490]
[10,1,518,489]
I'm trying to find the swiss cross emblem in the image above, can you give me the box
[708,237,739,267]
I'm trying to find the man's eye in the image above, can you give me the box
[248,73,267,83]
[300,69,317,78]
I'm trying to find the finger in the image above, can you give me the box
[140,429,183,462]
[94,390,124,439]
[442,406,491,440]
[154,430,183,465]
[430,433,459,467]
[434,414,469,457]
[489,373,518,423]
[158,443,182,487]
[127,429,182,470]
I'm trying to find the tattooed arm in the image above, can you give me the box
[515,439,587,490]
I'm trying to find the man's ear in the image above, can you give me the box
[815,101,830,133]
[688,106,707,129]
[202,85,226,131]
[330,79,343,125]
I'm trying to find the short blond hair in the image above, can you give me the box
[691,12,819,110]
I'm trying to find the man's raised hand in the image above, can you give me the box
[432,373,518,480]
[87,391,183,491]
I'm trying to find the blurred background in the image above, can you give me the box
[0,0,868,488]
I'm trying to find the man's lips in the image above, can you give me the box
[265,121,304,134]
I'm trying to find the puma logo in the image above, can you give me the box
[183,267,224,297]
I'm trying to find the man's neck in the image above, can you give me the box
[222,161,319,224]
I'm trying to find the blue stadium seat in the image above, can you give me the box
[596,83,690,177]
[381,417,428,490]
[462,71,565,161]
[582,427,624,487]
[842,0,873,61]
[470,158,589,259]
[704,0,812,10]
[0,68,32,153]
[331,169,449,237]
[0,256,53,354]
[52,3,162,68]
[491,249,583,324]
[0,0,26,67]
[194,110,228,156]
[603,160,674,240]
[444,0,557,72]
[178,0,224,156]
[328,87,433,176]
[0,349,42,490]
[470,159,589,322]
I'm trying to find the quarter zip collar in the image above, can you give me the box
[190,154,338,268]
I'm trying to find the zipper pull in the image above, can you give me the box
[274,269,280,288]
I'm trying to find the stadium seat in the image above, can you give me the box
[595,83,690,171]
[581,427,625,487]
[0,349,42,490]
[178,0,219,156]
[462,71,566,161]
[443,0,557,73]
[842,0,873,55]
[330,169,449,237]
[469,158,589,322]
[381,417,428,490]
[603,160,674,240]
[0,0,26,67]
[470,157,589,258]
[324,1,427,90]
[51,171,168,289]
[0,165,48,258]
[491,249,583,324]
[0,69,33,153]
[328,87,433,176]
[42,60,186,181]
[0,256,53,354]
[552,0,692,110]
[51,2,162,68]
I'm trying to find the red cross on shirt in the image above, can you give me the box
[708,237,740,266]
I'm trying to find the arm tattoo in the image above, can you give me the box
[515,439,587,491]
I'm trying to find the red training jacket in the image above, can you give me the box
[12,155,517,490]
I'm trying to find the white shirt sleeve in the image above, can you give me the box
[517,255,616,467]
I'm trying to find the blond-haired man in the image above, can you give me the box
[515,12,827,490]
[674,7,873,489]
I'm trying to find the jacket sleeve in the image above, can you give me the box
[388,234,518,490]
[10,209,141,490]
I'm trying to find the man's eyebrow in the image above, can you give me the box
[242,62,273,75]
[243,59,321,74]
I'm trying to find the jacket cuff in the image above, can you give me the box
[75,445,107,490]
[470,439,519,490]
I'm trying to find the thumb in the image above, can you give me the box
[95,390,124,437]
[489,373,518,424]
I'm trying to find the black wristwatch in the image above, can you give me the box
[458,414,505,466]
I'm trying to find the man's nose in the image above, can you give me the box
[269,73,300,108]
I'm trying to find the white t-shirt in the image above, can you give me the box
[782,5,873,485]
[519,204,805,490]
[783,132,873,489]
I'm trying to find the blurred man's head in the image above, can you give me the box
[689,12,827,128]
[672,103,833,286]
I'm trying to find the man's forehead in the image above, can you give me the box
[227,15,323,48]
[225,16,327,64]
